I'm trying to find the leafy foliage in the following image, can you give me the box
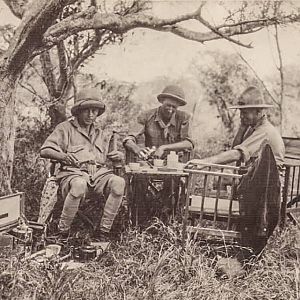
[192,51,259,136]
[78,75,142,139]
[12,117,51,220]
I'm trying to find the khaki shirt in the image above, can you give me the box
[233,116,285,166]
[41,118,111,164]
[123,107,194,148]
[41,118,113,180]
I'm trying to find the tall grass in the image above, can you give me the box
[0,220,298,300]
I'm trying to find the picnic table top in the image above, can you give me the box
[124,165,189,177]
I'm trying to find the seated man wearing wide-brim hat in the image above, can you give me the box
[40,88,125,240]
[123,85,194,223]
[187,86,285,168]
[123,85,194,160]
[186,86,285,251]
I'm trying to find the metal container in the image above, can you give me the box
[79,245,97,261]
[11,226,33,257]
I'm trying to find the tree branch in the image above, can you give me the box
[18,81,48,103]
[235,50,280,107]
[2,0,77,75]
[195,14,252,48]
[56,41,68,95]
[27,61,46,85]
[42,6,205,45]
[3,0,29,19]
[41,5,300,51]
[40,50,57,98]
[157,24,261,45]
[274,23,284,106]
[71,29,117,70]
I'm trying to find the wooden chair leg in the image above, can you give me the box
[287,212,299,226]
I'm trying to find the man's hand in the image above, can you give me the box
[62,153,80,167]
[137,147,155,160]
[153,146,165,159]
[107,150,124,162]
[185,159,205,170]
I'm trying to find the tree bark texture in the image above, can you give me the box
[0,74,18,196]
[0,0,74,195]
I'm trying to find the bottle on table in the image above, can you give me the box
[167,151,178,169]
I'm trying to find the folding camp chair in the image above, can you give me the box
[282,137,300,227]
[182,162,243,242]
[38,161,128,235]
[183,144,283,255]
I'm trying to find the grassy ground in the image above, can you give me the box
[0,220,299,300]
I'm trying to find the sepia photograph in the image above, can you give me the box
[1,0,300,299]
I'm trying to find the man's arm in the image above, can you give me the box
[40,148,79,166]
[154,140,193,158]
[123,139,143,156]
[154,111,194,158]
[40,148,66,161]
[188,149,242,166]
[232,124,249,148]
[123,111,153,159]
[40,123,80,167]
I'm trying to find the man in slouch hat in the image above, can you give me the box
[187,86,285,168]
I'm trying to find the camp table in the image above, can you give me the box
[125,165,189,226]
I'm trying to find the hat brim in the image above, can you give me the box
[71,99,105,116]
[157,93,186,106]
[229,104,274,109]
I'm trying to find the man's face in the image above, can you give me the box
[239,108,263,127]
[160,97,180,120]
[77,107,100,127]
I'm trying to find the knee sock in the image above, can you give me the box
[59,193,82,231]
[100,193,123,233]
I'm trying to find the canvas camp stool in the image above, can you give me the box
[182,162,242,242]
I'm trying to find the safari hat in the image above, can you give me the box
[71,88,105,116]
[229,86,273,109]
[157,85,186,106]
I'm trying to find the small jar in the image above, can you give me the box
[79,245,97,262]
[167,151,178,169]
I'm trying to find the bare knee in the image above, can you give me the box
[107,176,125,196]
[69,177,87,198]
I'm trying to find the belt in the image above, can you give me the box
[79,161,104,170]
[60,161,104,171]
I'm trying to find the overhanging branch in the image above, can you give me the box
[41,5,300,51]
[3,0,77,74]
[43,8,201,45]
[3,0,29,19]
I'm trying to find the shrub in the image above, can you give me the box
[12,117,51,220]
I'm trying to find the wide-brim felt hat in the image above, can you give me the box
[229,86,273,109]
[157,85,186,106]
[71,88,106,116]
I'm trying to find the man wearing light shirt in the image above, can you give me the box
[187,86,285,169]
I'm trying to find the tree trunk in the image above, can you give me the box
[49,103,67,129]
[0,1,73,195]
[0,73,18,196]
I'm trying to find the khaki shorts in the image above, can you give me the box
[60,170,114,200]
